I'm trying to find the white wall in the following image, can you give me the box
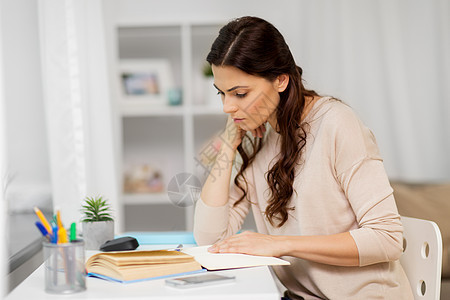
[1,0,50,293]
[106,0,304,57]
[293,0,450,182]
[0,0,8,295]
[1,0,51,212]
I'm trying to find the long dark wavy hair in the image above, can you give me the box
[207,16,319,227]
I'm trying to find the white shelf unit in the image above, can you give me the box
[112,21,228,231]
[123,193,170,205]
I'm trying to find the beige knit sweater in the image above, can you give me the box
[194,97,413,299]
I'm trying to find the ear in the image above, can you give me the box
[276,74,289,92]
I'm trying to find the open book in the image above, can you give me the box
[86,245,289,283]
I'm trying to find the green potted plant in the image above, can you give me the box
[202,63,220,107]
[81,195,114,250]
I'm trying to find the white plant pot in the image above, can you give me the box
[82,221,114,250]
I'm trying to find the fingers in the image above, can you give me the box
[207,232,280,257]
[222,116,244,150]
[207,244,218,253]
[208,232,254,254]
[251,123,267,138]
[224,116,268,144]
[208,240,242,254]
[208,239,235,254]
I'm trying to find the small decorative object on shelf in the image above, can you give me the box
[168,87,182,106]
[123,164,164,194]
[81,195,114,250]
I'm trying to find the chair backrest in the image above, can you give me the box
[400,216,443,300]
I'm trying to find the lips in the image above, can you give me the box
[233,118,245,123]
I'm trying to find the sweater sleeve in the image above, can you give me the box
[332,104,403,266]
[193,166,253,246]
[341,159,403,266]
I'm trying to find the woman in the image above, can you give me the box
[193,16,413,299]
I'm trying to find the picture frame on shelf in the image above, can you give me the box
[119,59,173,106]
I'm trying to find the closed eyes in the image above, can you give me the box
[216,91,247,98]
[214,84,249,99]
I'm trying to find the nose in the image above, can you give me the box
[222,96,238,114]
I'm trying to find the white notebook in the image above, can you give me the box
[182,245,290,270]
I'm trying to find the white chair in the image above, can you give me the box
[400,216,443,300]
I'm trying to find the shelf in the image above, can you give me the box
[192,105,223,115]
[123,193,171,205]
[120,103,185,117]
[120,102,225,117]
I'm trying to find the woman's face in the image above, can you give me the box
[211,65,288,131]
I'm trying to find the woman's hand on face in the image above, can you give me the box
[221,115,246,151]
[221,116,267,150]
[207,231,283,257]
[252,123,266,139]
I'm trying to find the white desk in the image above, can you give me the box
[6,244,281,300]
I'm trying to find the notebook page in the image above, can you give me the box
[182,245,290,270]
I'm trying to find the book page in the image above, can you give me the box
[86,250,194,266]
[182,245,290,270]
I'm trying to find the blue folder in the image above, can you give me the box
[87,269,206,284]
[116,231,197,245]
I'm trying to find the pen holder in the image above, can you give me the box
[43,240,86,294]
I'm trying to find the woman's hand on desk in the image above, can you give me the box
[207,231,359,266]
[208,231,283,257]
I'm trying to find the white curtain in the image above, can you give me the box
[38,0,121,230]
[38,0,87,226]
[293,0,450,182]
